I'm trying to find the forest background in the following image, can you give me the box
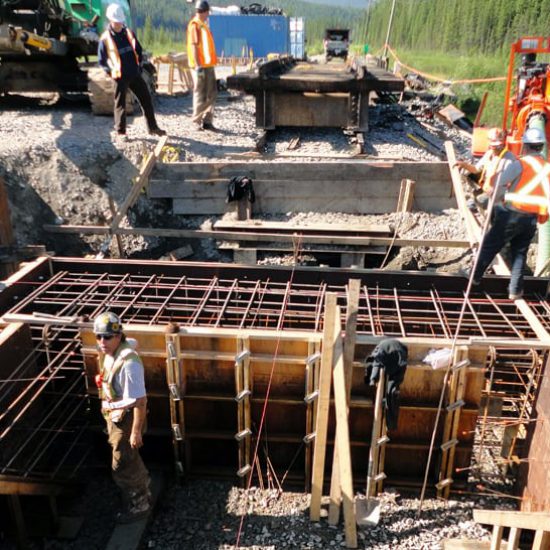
[134,0,550,124]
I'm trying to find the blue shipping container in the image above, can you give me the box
[209,15,289,58]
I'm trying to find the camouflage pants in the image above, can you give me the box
[106,409,150,509]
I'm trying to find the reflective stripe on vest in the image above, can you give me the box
[187,17,217,68]
[100,341,142,402]
[505,156,550,216]
[480,147,508,193]
[100,28,139,79]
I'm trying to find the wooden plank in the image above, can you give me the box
[506,527,520,550]
[367,374,385,497]
[473,509,550,531]
[111,136,168,230]
[310,293,337,521]
[152,160,450,182]
[490,526,504,550]
[331,321,357,548]
[328,280,360,525]
[43,224,471,249]
[397,179,416,213]
[533,530,550,550]
[214,220,393,235]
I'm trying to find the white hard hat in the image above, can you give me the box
[522,127,546,145]
[487,127,506,146]
[106,3,125,23]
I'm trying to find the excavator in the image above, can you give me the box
[472,36,550,273]
[0,0,155,113]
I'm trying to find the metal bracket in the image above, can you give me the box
[304,389,319,404]
[235,428,252,441]
[436,478,453,490]
[452,359,470,371]
[376,435,390,446]
[169,383,181,401]
[374,472,387,482]
[237,464,252,478]
[303,432,316,444]
[440,438,459,451]
[167,342,177,360]
[306,352,321,365]
[235,349,250,364]
[172,423,183,441]
[446,399,465,412]
[235,389,252,402]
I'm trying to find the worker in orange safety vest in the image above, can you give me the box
[186,0,218,131]
[455,127,516,208]
[98,3,165,141]
[471,127,550,300]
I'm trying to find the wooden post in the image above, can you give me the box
[328,279,361,524]
[331,312,357,548]
[107,196,124,257]
[310,293,338,521]
[396,178,416,213]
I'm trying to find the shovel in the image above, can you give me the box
[356,373,385,527]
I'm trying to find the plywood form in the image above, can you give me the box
[149,161,454,215]
[81,326,487,487]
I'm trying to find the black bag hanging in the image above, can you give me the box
[226,176,256,204]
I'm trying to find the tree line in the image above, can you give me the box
[363,0,550,55]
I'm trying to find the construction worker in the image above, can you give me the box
[455,127,516,208]
[472,127,550,300]
[187,0,218,131]
[94,312,151,523]
[98,3,165,141]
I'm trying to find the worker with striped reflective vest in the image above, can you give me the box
[187,0,218,130]
[455,127,516,209]
[94,311,151,523]
[472,127,550,300]
[98,3,165,140]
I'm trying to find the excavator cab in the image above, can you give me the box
[473,36,550,159]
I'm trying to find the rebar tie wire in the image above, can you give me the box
[417,186,501,515]
[234,233,305,547]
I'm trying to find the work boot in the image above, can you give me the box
[509,291,523,300]
[201,121,217,131]
[457,268,481,286]
[116,500,151,524]
[149,127,166,136]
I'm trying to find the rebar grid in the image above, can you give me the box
[0,324,89,480]
[6,271,538,340]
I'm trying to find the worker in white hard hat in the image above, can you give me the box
[98,3,165,141]
[471,126,550,300]
[455,127,516,208]
[187,0,218,131]
[93,311,151,523]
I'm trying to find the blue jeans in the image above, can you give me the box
[473,204,537,296]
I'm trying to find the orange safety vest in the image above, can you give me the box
[186,16,217,69]
[505,155,550,223]
[100,27,139,80]
[480,147,509,194]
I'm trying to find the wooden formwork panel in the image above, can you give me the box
[80,328,487,489]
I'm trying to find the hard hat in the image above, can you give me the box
[522,127,546,145]
[195,0,210,12]
[106,3,125,23]
[93,312,123,336]
[487,127,506,146]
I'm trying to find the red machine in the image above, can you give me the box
[473,37,550,158]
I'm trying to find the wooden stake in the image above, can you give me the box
[310,293,338,521]
[396,178,416,212]
[328,279,361,524]
[331,314,357,548]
